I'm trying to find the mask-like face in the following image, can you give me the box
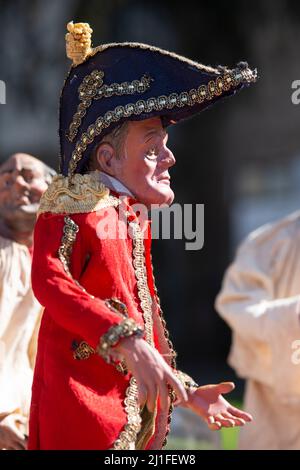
[0,153,48,230]
[113,117,176,208]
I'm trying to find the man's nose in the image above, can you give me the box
[159,148,176,168]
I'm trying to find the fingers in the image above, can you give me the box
[136,372,186,413]
[221,411,246,426]
[145,381,158,413]
[206,411,246,430]
[217,382,235,394]
[206,416,222,431]
[214,413,236,428]
[136,381,147,409]
[157,380,170,411]
[227,406,253,422]
[137,379,167,413]
[124,340,188,412]
[213,406,252,429]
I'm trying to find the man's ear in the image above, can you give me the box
[95,143,116,176]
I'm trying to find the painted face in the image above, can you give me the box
[114,117,176,207]
[0,153,48,224]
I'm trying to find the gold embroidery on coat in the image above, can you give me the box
[38,171,120,215]
[58,216,94,299]
[129,221,154,347]
[72,341,95,360]
[59,219,132,371]
[151,259,177,448]
[113,218,155,450]
[113,377,141,450]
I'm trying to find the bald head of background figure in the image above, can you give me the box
[0,153,55,247]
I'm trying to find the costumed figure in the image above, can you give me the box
[29,21,257,450]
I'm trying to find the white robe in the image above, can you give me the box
[0,235,41,435]
[215,211,300,450]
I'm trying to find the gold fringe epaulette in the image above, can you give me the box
[38,171,120,215]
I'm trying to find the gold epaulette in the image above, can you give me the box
[38,171,120,215]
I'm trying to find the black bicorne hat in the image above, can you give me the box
[59,22,257,177]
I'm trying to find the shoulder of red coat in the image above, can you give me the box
[38,170,120,216]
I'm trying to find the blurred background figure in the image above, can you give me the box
[0,153,55,450]
[216,211,300,449]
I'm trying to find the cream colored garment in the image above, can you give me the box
[216,211,300,449]
[0,235,42,433]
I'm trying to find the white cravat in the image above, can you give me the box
[98,171,134,197]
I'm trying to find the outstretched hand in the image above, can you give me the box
[114,338,253,431]
[182,382,253,430]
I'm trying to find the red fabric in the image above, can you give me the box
[28,201,154,449]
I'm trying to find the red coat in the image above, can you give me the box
[28,184,177,450]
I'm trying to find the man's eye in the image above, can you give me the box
[22,171,34,183]
[24,176,33,183]
[145,148,158,160]
[4,177,12,187]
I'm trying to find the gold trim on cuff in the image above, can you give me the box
[96,318,144,363]
[175,370,199,391]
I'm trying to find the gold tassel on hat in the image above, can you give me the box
[65,21,93,66]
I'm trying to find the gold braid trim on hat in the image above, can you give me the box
[38,170,120,215]
[67,71,153,142]
[67,66,257,177]
[90,41,220,74]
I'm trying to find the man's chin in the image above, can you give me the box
[6,204,39,230]
[148,188,175,207]
[17,203,40,215]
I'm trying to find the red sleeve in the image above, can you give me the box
[31,211,126,349]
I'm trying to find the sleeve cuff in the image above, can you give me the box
[96,317,144,364]
[175,370,199,391]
